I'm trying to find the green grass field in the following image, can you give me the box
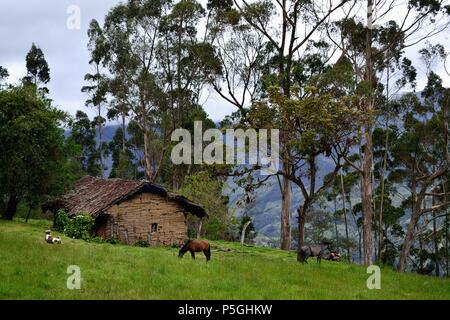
[1,219,449,300]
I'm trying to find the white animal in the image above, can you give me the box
[45,230,62,244]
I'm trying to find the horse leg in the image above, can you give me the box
[317,249,326,264]
[190,251,195,259]
[203,248,211,262]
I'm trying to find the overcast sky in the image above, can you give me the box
[1,0,449,124]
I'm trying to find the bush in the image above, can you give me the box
[106,238,120,245]
[64,213,94,240]
[133,240,149,247]
[54,209,70,231]
[87,237,106,244]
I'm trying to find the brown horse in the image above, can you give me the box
[178,240,211,261]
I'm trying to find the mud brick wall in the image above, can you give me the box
[104,192,188,246]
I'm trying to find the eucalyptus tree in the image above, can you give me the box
[328,0,450,265]
[0,66,8,82]
[68,111,102,176]
[109,126,135,179]
[206,0,267,112]
[24,43,50,91]
[82,20,109,177]
[390,73,450,272]
[155,0,222,187]
[206,0,352,251]
[92,0,171,181]
[248,58,361,261]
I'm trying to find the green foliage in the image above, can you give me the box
[64,213,94,240]
[24,43,50,90]
[180,171,231,240]
[0,66,8,82]
[68,111,101,176]
[109,127,135,179]
[87,237,106,244]
[0,84,80,219]
[133,240,150,247]
[54,210,70,232]
[305,210,334,245]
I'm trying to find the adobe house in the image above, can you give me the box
[44,176,207,246]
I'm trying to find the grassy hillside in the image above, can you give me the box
[0,220,449,300]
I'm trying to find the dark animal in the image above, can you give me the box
[299,241,332,263]
[322,251,341,261]
[178,240,211,261]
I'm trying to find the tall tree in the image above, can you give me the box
[391,73,450,271]
[24,43,50,91]
[248,61,361,261]
[82,20,109,177]
[96,0,170,181]
[329,0,450,265]
[109,126,135,179]
[0,66,8,82]
[211,0,351,251]
[0,85,70,220]
[68,111,102,176]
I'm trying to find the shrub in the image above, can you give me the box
[54,209,70,232]
[133,240,149,247]
[64,213,94,240]
[88,237,106,244]
[106,238,120,245]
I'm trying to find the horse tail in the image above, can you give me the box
[299,247,307,263]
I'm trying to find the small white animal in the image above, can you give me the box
[45,230,62,244]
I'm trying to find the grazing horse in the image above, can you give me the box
[178,240,211,261]
[299,241,332,264]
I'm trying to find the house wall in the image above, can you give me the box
[103,192,188,246]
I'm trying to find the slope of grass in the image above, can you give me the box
[0,219,449,300]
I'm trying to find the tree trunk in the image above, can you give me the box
[446,202,449,277]
[197,219,203,239]
[98,106,103,178]
[446,207,449,277]
[122,115,126,152]
[340,171,351,261]
[280,175,292,250]
[361,163,373,265]
[3,195,18,220]
[358,230,362,263]
[378,125,389,262]
[25,207,32,223]
[241,220,252,245]
[297,204,308,262]
[334,197,339,248]
[142,126,153,181]
[360,0,375,266]
[442,182,449,277]
[432,195,440,276]
[398,206,421,272]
